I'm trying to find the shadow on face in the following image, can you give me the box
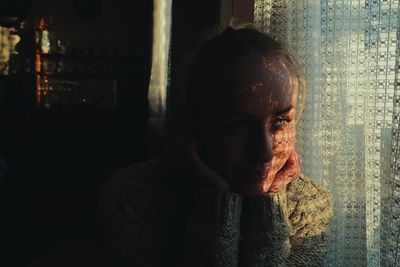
[195,57,298,196]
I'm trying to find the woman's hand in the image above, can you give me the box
[264,149,301,193]
[185,139,300,194]
[186,139,231,191]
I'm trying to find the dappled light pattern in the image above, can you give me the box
[198,58,299,197]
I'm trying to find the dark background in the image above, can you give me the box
[0,0,253,266]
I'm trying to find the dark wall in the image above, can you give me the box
[233,0,254,22]
[0,1,152,266]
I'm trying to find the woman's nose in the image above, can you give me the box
[250,125,274,164]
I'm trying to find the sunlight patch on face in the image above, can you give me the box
[261,57,292,89]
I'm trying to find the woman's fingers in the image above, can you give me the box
[262,171,276,194]
[186,139,300,194]
[268,149,301,193]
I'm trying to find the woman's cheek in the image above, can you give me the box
[271,135,295,171]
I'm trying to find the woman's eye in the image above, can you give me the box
[273,117,292,129]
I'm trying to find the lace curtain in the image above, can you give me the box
[255,0,400,266]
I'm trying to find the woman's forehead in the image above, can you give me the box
[229,60,296,96]
[225,84,296,115]
[201,57,298,116]
[211,59,298,117]
[215,57,294,90]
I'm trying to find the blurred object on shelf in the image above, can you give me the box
[0,26,20,75]
[41,57,57,75]
[35,17,57,54]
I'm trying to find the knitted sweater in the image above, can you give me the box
[100,149,333,267]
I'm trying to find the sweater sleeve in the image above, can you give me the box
[179,189,243,267]
[239,176,333,267]
[100,161,243,267]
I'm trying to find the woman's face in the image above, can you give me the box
[196,57,298,196]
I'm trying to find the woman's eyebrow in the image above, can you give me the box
[274,105,295,116]
[226,110,257,120]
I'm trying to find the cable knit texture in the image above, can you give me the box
[100,150,333,267]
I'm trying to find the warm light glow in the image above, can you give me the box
[148,0,172,116]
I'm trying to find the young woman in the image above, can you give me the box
[101,26,333,267]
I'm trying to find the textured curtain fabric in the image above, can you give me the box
[255,0,400,266]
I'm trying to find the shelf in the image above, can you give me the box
[38,52,145,63]
[36,71,123,80]
[34,51,149,109]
